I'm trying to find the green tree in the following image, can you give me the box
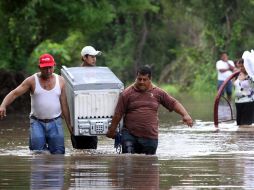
[2,0,254,94]
[0,0,115,71]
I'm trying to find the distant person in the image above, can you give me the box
[106,66,193,155]
[234,56,254,126]
[216,51,235,101]
[0,53,72,154]
[71,46,101,149]
[234,59,241,70]
[80,46,101,67]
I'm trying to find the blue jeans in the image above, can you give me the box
[121,129,158,155]
[29,117,65,154]
[217,80,232,97]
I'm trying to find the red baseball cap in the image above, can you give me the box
[39,53,55,68]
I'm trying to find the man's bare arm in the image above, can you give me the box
[59,76,73,133]
[173,101,193,127]
[106,113,122,139]
[0,77,32,119]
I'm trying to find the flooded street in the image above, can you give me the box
[1,95,254,189]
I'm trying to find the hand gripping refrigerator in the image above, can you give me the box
[61,66,124,148]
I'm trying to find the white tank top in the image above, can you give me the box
[30,73,62,119]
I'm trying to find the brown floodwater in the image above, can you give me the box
[1,95,254,189]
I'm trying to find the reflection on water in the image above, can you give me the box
[0,113,29,156]
[159,154,254,189]
[1,95,254,189]
[30,155,65,190]
[68,155,159,190]
[107,156,159,190]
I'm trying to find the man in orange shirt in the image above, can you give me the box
[107,66,193,155]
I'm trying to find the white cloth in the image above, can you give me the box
[216,60,235,81]
[242,50,254,77]
[234,76,254,103]
[30,73,61,119]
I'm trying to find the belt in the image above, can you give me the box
[30,115,61,123]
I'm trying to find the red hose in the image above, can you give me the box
[214,71,240,127]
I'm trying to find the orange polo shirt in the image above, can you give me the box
[115,85,177,139]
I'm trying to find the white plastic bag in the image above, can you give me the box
[242,49,254,77]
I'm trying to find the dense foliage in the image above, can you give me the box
[1,0,254,93]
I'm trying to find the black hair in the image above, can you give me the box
[238,58,244,64]
[220,50,227,55]
[137,65,152,78]
[81,54,89,62]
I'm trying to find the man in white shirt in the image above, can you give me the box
[0,54,72,154]
[216,52,235,101]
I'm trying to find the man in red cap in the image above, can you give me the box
[0,53,72,154]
